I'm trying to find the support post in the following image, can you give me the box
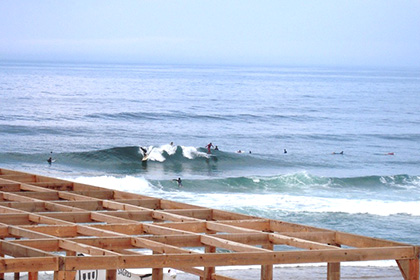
[408,258,419,280]
[28,272,38,280]
[152,250,163,280]
[261,243,273,280]
[106,269,117,280]
[203,245,216,280]
[53,271,65,280]
[327,262,340,280]
[152,268,163,280]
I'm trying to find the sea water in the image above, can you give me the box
[1,62,419,255]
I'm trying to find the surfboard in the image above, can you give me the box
[142,154,148,162]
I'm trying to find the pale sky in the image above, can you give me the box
[0,1,419,67]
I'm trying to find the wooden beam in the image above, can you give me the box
[63,247,417,270]
[268,233,339,250]
[0,240,54,257]
[200,235,270,253]
[0,257,59,273]
[59,239,120,256]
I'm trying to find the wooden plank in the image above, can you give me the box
[200,235,271,253]
[0,183,21,192]
[164,209,213,220]
[268,233,339,250]
[0,240,54,257]
[64,246,418,270]
[72,190,114,200]
[153,221,208,233]
[114,198,160,209]
[40,212,92,223]
[270,219,332,233]
[59,239,121,256]
[131,237,196,254]
[0,201,46,212]
[31,182,74,191]
[219,219,271,231]
[0,214,31,225]
[0,257,58,273]
[97,210,153,221]
[151,210,199,222]
[22,225,78,237]
[8,225,57,239]
[336,231,410,248]
[212,209,261,221]
[53,200,104,211]
[102,200,150,211]
[10,239,60,252]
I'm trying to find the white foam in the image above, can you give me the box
[71,176,420,216]
[73,175,155,194]
[181,145,209,159]
[174,192,420,216]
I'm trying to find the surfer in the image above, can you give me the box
[173,177,183,187]
[47,151,54,164]
[205,142,214,154]
[284,149,287,154]
[215,146,219,151]
[332,151,344,155]
[140,147,148,156]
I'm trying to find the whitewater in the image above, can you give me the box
[0,62,419,264]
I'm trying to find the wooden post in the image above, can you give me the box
[152,250,163,280]
[28,272,38,280]
[261,243,273,280]
[327,262,340,280]
[203,245,216,280]
[408,258,419,280]
[53,271,65,280]
[0,250,3,280]
[106,269,117,280]
[152,268,163,280]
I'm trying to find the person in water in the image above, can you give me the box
[332,151,344,155]
[214,146,219,151]
[284,149,287,154]
[140,147,148,156]
[173,177,183,187]
[47,151,53,164]
[205,142,214,154]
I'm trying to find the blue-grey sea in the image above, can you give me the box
[1,62,419,263]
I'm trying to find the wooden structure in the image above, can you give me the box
[0,168,418,280]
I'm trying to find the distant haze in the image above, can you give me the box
[1,1,419,67]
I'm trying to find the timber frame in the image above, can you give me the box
[0,168,418,280]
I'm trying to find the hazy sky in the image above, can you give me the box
[1,1,419,67]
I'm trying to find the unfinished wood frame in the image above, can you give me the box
[0,168,418,280]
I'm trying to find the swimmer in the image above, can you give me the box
[173,177,183,187]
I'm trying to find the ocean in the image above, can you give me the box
[1,61,419,263]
